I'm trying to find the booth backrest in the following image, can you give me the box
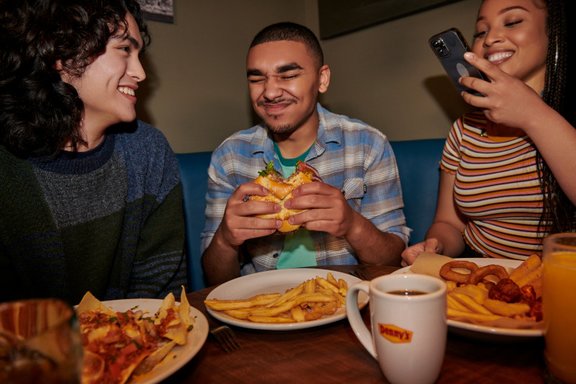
[391,139,444,246]
[177,152,211,290]
[176,138,444,290]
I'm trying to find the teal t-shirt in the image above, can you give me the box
[274,143,317,269]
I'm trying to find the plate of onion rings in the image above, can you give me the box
[395,258,544,339]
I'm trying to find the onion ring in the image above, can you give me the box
[468,265,509,285]
[439,261,479,284]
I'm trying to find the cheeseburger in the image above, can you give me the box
[251,161,321,232]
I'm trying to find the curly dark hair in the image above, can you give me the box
[538,0,576,233]
[0,0,150,157]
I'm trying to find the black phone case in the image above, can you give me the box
[428,28,487,94]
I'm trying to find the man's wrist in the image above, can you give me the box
[213,227,239,255]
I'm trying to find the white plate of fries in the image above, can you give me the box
[397,258,544,338]
[204,269,368,330]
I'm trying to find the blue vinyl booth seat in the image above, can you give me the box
[177,138,445,290]
[176,152,212,291]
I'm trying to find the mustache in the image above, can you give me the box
[257,98,295,107]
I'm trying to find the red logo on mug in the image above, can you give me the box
[379,324,413,344]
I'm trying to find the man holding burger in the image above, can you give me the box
[201,22,409,285]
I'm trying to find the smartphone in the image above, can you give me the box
[428,28,487,95]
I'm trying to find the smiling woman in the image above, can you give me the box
[401,0,576,265]
[0,0,188,303]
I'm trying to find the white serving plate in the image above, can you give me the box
[205,268,368,331]
[395,258,544,339]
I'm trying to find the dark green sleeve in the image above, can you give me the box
[127,184,188,298]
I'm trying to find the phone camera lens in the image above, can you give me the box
[432,39,449,57]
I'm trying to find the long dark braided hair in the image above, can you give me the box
[538,0,576,234]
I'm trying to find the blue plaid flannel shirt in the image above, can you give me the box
[201,104,409,275]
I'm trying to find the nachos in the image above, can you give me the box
[76,287,193,384]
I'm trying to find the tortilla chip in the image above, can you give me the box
[132,340,177,377]
[116,349,153,384]
[76,291,116,317]
[179,286,193,328]
[155,287,193,345]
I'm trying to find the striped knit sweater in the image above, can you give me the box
[0,121,187,304]
[441,111,548,260]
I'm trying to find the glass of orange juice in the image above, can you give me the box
[543,233,576,384]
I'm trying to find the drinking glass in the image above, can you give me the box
[0,298,82,384]
[543,233,576,384]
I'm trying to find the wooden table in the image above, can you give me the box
[165,265,546,384]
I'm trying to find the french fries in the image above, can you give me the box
[204,273,348,323]
[445,255,543,325]
[509,254,541,284]
[483,299,530,317]
[203,293,282,311]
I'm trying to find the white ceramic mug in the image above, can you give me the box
[346,274,447,384]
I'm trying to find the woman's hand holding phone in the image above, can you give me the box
[459,52,551,133]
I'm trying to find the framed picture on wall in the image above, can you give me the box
[319,0,463,39]
[137,0,174,24]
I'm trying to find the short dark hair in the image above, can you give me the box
[249,22,324,68]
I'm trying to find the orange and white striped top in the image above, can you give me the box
[440,111,548,260]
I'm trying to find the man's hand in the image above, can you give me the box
[218,182,280,248]
[284,181,357,237]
